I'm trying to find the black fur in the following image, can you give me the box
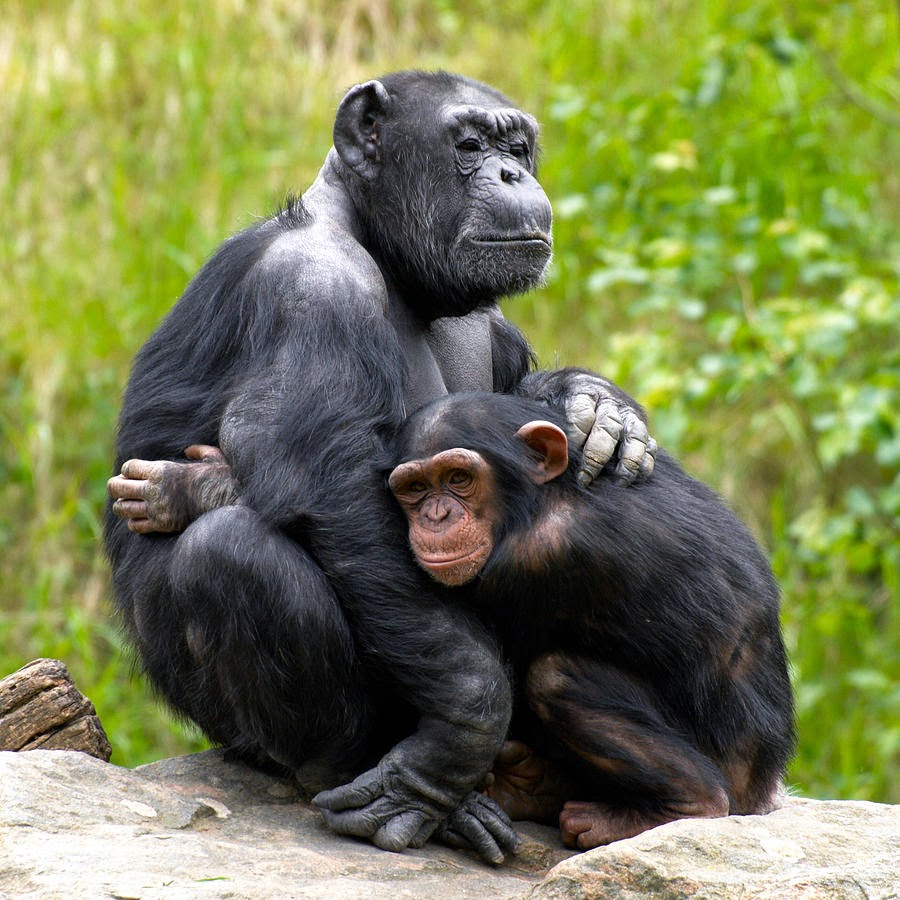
[390,391,795,840]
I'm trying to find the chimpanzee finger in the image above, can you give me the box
[434,825,468,849]
[613,410,652,482]
[578,397,623,486]
[107,474,149,501]
[408,816,440,849]
[316,795,396,838]
[119,458,161,481]
[373,809,433,852]
[563,393,596,446]
[184,444,227,463]
[466,794,520,854]
[436,793,519,864]
[111,499,149,521]
[443,812,506,865]
[640,436,658,479]
[616,412,650,478]
[313,767,382,811]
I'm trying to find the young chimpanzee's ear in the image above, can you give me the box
[333,80,392,181]
[515,420,569,484]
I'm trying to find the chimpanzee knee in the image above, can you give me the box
[525,652,662,725]
[168,505,373,770]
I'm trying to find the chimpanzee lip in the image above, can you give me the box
[416,543,490,569]
[472,232,551,248]
[420,551,481,568]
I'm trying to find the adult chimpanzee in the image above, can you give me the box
[106,71,655,862]
[387,384,795,850]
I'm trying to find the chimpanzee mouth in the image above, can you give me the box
[472,233,552,249]
[415,543,492,586]
[420,549,482,568]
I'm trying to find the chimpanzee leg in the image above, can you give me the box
[133,505,374,773]
[526,652,729,849]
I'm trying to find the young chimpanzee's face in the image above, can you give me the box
[389,413,569,587]
[389,447,500,587]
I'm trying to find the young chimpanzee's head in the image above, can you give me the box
[333,71,553,318]
[387,393,574,586]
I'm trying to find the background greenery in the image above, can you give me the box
[1,0,897,802]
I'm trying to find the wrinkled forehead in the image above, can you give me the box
[389,446,489,489]
[443,102,539,141]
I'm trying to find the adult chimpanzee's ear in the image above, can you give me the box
[515,421,569,484]
[333,80,392,181]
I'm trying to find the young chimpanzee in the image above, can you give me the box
[388,383,795,850]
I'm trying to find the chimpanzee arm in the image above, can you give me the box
[488,313,657,483]
[487,306,536,393]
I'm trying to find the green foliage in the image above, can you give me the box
[514,0,900,802]
[1,0,897,798]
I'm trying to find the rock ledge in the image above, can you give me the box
[0,749,896,899]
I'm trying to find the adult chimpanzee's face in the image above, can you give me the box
[439,100,553,303]
[379,87,554,313]
[335,75,554,317]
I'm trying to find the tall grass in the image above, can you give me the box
[2,0,897,797]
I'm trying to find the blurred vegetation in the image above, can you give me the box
[1,0,897,801]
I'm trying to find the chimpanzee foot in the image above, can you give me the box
[482,740,571,824]
[559,800,668,849]
[559,789,730,850]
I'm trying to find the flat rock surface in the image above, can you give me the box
[0,749,572,899]
[1,749,896,899]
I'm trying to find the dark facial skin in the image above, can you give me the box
[344,77,554,318]
[441,103,553,298]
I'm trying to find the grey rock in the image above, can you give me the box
[531,797,899,899]
[0,749,571,899]
[1,749,896,899]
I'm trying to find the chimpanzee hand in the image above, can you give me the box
[313,750,518,864]
[519,368,656,486]
[432,791,520,863]
[107,445,238,533]
[565,374,656,486]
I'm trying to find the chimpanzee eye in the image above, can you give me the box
[457,138,482,153]
[407,480,428,495]
[510,142,530,163]
[447,470,473,489]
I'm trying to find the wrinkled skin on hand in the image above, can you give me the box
[107,445,238,533]
[561,374,656,485]
[313,740,520,865]
[432,791,521,863]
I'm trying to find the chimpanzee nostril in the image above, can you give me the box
[424,497,452,523]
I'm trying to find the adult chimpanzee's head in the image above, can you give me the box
[388,393,573,586]
[333,71,553,319]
